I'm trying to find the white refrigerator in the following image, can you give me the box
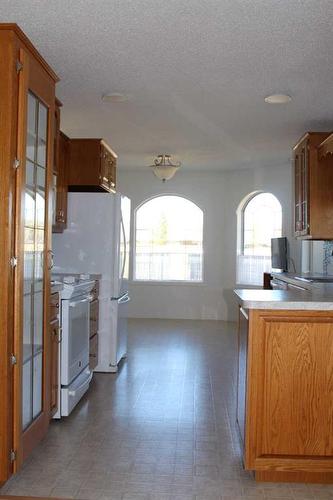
[52,192,131,372]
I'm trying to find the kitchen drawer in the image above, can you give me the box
[89,333,98,370]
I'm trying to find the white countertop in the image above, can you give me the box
[234,287,333,310]
[271,272,333,290]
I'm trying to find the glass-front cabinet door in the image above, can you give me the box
[22,92,48,431]
[0,28,57,482]
[14,45,56,468]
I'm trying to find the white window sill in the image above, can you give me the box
[235,283,263,289]
[130,280,206,286]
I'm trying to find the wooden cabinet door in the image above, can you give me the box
[52,99,69,233]
[51,100,60,230]
[99,145,116,192]
[14,45,56,467]
[109,153,116,191]
[237,306,249,450]
[294,146,302,234]
[99,146,110,190]
[294,140,309,237]
[246,310,333,479]
[49,319,59,416]
[53,131,68,232]
[300,142,309,235]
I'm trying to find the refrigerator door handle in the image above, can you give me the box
[111,291,129,302]
[118,293,130,305]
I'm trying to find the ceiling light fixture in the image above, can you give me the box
[149,154,181,182]
[264,94,292,104]
[101,93,129,103]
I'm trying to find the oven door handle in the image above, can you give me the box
[69,297,91,307]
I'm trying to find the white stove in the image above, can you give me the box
[53,274,95,418]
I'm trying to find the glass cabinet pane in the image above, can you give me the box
[37,103,47,167]
[36,191,45,229]
[26,161,35,187]
[33,353,43,418]
[23,227,34,294]
[37,139,46,167]
[38,104,47,141]
[22,91,48,431]
[26,94,37,162]
[22,361,32,430]
[27,93,37,134]
[36,166,45,189]
[33,291,43,349]
[24,190,35,228]
[34,229,44,285]
[23,294,32,364]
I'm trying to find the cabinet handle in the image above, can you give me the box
[110,181,115,188]
[239,306,248,320]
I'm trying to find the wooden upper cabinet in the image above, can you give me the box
[53,130,69,233]
[68,139,117,193]
[293,132,333,239]
[318,132,333,159]
[52,100,69,233]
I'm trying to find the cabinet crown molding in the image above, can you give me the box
[0,23,59,82]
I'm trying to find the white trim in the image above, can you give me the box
[130,280,206,286]
[236,191,283,286]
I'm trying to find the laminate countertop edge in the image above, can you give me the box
[234,288,333,310]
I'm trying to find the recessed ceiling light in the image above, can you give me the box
[264,94,292,104]
[101,93,129,103]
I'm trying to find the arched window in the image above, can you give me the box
[237,192,282,285]
[134,195,203,281]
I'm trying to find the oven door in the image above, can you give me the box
[61,296,90,386]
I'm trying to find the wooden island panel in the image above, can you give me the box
[242,309,333,483]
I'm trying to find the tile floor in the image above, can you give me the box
[2,318,333,499]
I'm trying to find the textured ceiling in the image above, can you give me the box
[2,0,333,171]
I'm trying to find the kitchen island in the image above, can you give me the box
[234,285,333,483]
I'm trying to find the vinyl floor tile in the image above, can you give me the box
[0,319,328,500]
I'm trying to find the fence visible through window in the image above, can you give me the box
[134,196,203,282]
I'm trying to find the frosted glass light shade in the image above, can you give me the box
[149,154,181,182]
[152,165,180,181]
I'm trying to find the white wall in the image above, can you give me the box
[118,164,301,321]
